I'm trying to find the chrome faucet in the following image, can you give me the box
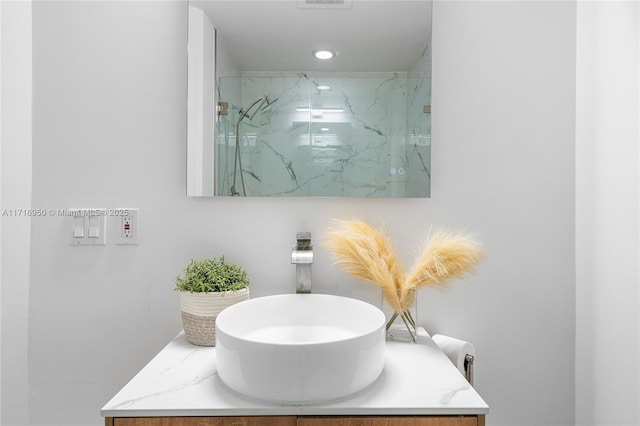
[291,232,313,294]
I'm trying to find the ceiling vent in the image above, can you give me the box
[298,0,352,9]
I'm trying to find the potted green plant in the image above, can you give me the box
[175,255,250,346]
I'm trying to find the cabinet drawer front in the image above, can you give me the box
[112,416,297,426]
[297,417,477,426]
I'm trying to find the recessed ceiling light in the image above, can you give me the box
[313,50,335,60]
[316,85,331,91]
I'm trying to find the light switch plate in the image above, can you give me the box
[69,209,106,245]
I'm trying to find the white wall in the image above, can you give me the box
[29,2,189,424]
[575,2,640,425]
[1,3,3,420]
[27,1,576,425]
[428,3,576,424]
[0,1,33,424]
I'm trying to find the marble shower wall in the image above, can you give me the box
[216,69,430,197]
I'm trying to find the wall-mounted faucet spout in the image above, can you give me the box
[291,232,313,294]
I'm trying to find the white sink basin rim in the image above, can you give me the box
[215,293,386,404]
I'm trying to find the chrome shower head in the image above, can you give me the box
[236,96,279,122]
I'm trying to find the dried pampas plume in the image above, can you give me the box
[324,219,405,314]
[403,228,486,290]
[325,219,486,318]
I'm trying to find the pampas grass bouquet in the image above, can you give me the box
[325,219,485,342]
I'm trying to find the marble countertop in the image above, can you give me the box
[101,329,489,418]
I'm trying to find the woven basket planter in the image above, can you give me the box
[179,288,250,346]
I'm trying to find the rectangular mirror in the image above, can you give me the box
[187,1,432,197]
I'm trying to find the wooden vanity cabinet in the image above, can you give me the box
[106,415,485,426]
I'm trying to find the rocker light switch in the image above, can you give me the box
[73,215,85,238]
[88,215,100,238]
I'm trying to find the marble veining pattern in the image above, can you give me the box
[101,330,488,418]
[216,63,431,197]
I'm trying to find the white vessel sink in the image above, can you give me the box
[215,293,386,404]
